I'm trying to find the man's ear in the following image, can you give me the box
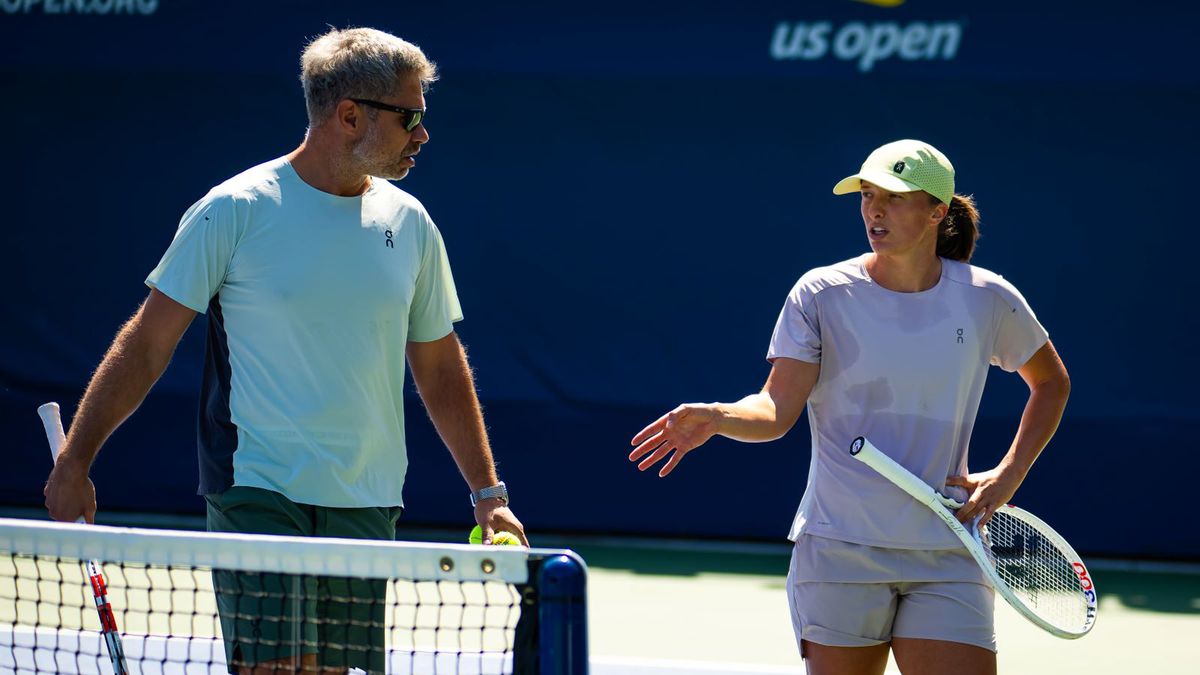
[334,99,365,136]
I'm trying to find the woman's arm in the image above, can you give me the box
[629,357,820,477]
[947,340,1071,525]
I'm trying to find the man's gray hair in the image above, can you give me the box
[300,27,438,125]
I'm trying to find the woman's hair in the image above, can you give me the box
[934,193,980,262]
[300,27,438,126]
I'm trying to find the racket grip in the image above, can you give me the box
[39,402,86,524]
[850,436,944,508]
[38,402,67,461]
[849,437,965,507]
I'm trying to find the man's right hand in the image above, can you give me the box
[44,455,97,523]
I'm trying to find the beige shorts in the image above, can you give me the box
[787,576,997,655]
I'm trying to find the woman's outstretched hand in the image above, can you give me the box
[629,404,721,477]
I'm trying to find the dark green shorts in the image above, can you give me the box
[205,486,403,674]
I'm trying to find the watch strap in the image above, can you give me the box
[470,481,508,506]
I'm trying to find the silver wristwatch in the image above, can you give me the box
[470,481,509,506]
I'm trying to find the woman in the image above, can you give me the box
[629,139,1070,675]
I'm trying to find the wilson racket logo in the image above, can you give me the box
[1073,561,1098,622]
[1072,562,1093,590]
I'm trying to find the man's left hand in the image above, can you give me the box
[474,500,528,546]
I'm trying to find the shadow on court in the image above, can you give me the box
[1092,568,1200,615]
[567,544,791,578]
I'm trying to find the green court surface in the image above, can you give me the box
[567,538,1200,674]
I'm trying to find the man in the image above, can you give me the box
[43,27,526,674]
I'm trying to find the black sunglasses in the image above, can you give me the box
[349,98,425,131]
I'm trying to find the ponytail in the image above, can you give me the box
[935,193,980,262]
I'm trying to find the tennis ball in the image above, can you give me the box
[468,525,522,546]
[491,531,521,546]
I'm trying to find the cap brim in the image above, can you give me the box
[832,169,924,196]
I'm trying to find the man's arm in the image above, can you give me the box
[406,332,527,545]
[44,288,197,523]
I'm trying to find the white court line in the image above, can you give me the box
[591,655,801,674]
[592,655,904,675]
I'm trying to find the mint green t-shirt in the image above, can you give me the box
[146,157,462,507]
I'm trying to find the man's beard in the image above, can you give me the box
[352,124,412,181]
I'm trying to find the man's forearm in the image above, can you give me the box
[413,342,499,491]
[62,312,174,469]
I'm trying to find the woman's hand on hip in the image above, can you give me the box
[945,466,1024,528]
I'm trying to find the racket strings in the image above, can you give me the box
[980,510,1089,632]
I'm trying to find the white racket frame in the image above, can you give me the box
[849,436,1097,639]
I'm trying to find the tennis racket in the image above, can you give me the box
[849,436,1097,639]
[39,402,131,675]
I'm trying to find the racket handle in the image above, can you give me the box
[850,436,965,509]
[38,402,86,524]
[38,402,67,461]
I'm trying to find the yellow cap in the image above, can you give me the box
[832,139,955,205]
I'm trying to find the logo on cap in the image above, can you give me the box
[893,161,906,174]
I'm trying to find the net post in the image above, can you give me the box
[537,553,588,675]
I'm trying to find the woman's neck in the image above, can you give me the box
[865,252,943,293]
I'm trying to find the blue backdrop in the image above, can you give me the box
[2,0,1196,558]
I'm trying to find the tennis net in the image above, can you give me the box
[0,517,587,674]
